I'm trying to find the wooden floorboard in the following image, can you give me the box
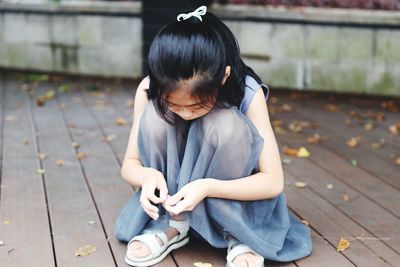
[1,75,399,266]
[0,77,55,266]
[276,94,400,190]
[32,81,115,266]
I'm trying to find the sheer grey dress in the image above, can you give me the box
[115,76,312,262]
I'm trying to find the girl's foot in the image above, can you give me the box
[232,252,264,267]
[127,226,179,258]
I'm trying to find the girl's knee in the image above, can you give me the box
[139,103,169,144]
[201,107,251,146]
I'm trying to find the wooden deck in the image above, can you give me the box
[0,72,399,267]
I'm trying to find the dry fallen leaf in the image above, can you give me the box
[344,119,352,126]
[395,158,400,166]
[389,123,400,135]
[283,146,298,156]
[337,238,350,252]
[371,138,385,149]
[23,139,29,145]
[106,134,117,142]
[37,169,45,175]
[273,126,286,135]
[76,152,87,159]
[326,184,334,189]
[272,119,284,127]
[297,147,310,158]
[59,103,66,109]
[300,220,309,226]
[72,142,81,148]
[126,99,134,108]
[307,133,322,144]
[325,104,340,113]
[115,117,127,126]
[56,159,64,167]
[346,137,360,148]
[363,122,374,131]
[342,194,350,201]
[381,100,399,112]
[193,262,213,267]
[45,90,55,100]
[374,112,385,121]
[75,244,96,257]
[3,220,10,225]
[37,153,47,160]
[295,181,307,188]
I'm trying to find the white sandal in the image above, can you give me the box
[125,220,190,267]
[226,238,264,267]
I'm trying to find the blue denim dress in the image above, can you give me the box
[115,76,312,262]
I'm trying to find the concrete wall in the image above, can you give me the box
[0,2,400,96]
[0,2,142,77]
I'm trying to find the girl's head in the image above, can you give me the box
[147,7,256,122]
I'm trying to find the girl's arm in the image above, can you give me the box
[206,88,284,200]
[120,76,151,188]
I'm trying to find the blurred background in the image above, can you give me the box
[0,0,399,96]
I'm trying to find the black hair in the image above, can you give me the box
[146,10,262,123]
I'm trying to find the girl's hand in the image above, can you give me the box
[140,168,168,220]
[163,179,210,216]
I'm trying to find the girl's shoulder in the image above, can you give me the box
[239,75,270,114]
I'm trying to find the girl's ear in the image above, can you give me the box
[221,65,231,85]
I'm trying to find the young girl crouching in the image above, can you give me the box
[115,6,312,267]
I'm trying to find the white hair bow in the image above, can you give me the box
[177,6,207,22]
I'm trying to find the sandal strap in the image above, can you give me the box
[169,220,189,236]
[128,231,168,257]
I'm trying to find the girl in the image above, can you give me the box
[115,6,312,267]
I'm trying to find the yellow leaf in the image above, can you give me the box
[56,159,64,167]
[297,147,310,158]
[45,90,55,100]
[295,181,307,188]
[115,117,127,126]
[337,238,350,252]
[37,169,45,175]
[193,262,213,267]
[3,220,10,225]
[75,244,96,257]
[346,137,360,148]
[363,122,374,131]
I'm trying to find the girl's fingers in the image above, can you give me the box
[167,190,185,206]
[158,183,168,202]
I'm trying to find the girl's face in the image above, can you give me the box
[163,89,215,121]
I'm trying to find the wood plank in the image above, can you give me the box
[0,77,55,266]
[32,81,115,266]
[57,82,176,267]
[78,81,176,266]
[273,134,400,255]
[271,114,400,219]
[285,172,391,266]
[274,94,400,189]
[284,93,400,162]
